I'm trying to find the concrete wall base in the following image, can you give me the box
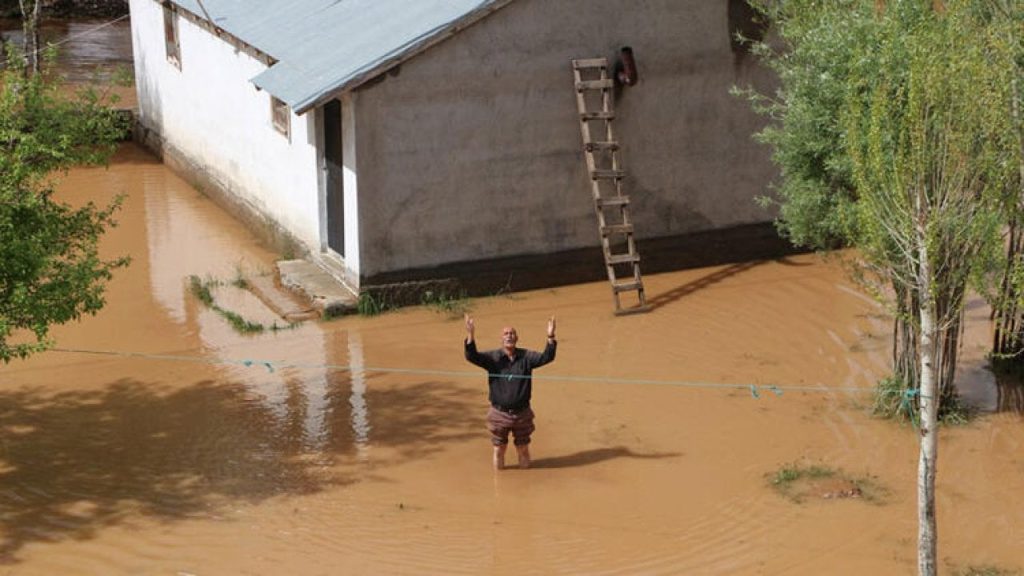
[361,222,805,299]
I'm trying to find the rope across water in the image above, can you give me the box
[50,346,874,399]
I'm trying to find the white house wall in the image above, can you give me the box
[352,0,777,279]
[130,0,323,252]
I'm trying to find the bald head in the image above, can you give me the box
[501,326,518,352]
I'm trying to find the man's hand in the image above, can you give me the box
[465,313,475,343]
[547,316,556,339]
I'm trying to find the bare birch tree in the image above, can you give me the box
[18,0,41,75]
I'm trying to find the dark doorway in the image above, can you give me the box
[324,98,345,257]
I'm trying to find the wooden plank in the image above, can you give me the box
[596,195,630,207]
[606,253,640,265]
[591,169,626,180]
[612,280,642,293]
[585,141,619,152]
[576,79,615,91]
[572,58,608,69]
[601,224,634,235]
[580,111,615,120]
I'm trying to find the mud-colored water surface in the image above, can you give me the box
[0,143,1022,575]
[3,16,1024,576]
[0,17,136,108]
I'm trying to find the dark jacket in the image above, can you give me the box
[464,339,556,410]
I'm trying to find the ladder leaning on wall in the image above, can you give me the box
[571,57,649,315]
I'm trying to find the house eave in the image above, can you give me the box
[290,0,516,115]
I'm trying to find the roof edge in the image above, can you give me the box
[293,0,517,114]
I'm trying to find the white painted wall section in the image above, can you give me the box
[341,93,361,278]
[130,0,323,251]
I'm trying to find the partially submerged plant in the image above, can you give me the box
[421,289,471,319]
[768,462,885,504]
[188,274,298,334]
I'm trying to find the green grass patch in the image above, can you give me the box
[188,274,216,307]
[188,274,299,335]
[357,292,391,316]
[421,289,471,319]
[872,375,974,425]
[768,462,886,504]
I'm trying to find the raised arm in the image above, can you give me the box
[527,316,557,368]
[464,314,491,369]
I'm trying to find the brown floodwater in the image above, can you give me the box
[0,143,1021,575]
[2,16,1023,576]
[0,17,136,108]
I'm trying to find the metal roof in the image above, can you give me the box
[171,0,513,114]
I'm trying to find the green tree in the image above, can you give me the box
[0,46,130,362]
[740,1,1017,574]
[984,0,1024,364]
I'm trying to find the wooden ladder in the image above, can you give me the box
[572,57,649,315]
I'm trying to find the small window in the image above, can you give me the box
[271,96,291,138]
[163,3,181,69]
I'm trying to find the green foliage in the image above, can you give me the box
[188,275,216,307]
[873,375,917,422]
[768,461,885,504]
[873,374,973,424]
[0,45,129,362]
[356,291,389,316]
[743,0,1019,405]
[420,289,471,319]
[737,0,874,249]
[770,462,834,487]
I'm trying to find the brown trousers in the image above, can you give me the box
[486,406,535,446]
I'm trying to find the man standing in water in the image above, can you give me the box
[464,314,556,470]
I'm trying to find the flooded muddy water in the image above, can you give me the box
[1,16,1023,576]
[0,144,1021,575]
[0,17,135,108]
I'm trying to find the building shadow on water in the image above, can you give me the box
[0,374,479,563]
[529,446,679,469]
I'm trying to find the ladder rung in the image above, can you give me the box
[606,253,640,265]
[612,281,642,293]
[596,195,630,207]
[585,141,619,152]
[576,79,615,91]
[601,224,634,236]
[572,58,608,69]
[591,169,625,180]
[580,111,615,120]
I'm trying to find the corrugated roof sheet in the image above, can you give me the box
[170,0,512,114]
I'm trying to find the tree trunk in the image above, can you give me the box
[916,233,939,576]
[19,0,40,76]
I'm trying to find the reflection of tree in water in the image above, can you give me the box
[0,371,478,563]
[995,372,1024,413]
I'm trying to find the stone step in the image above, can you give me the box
[276,259,359,318]
[247,274,320,323]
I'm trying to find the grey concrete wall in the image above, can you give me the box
[352,0,778,279]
